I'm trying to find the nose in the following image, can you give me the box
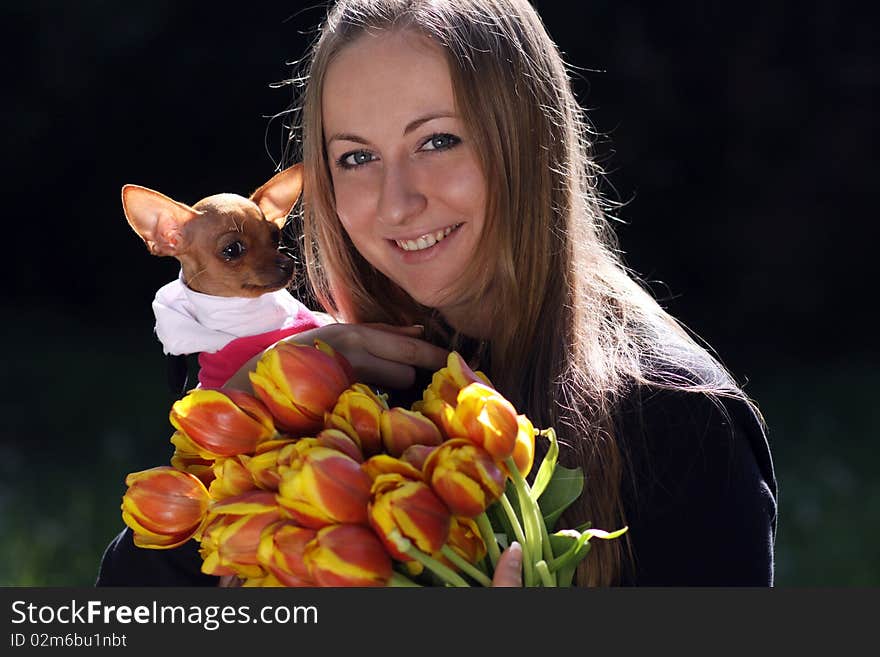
[376,162,426,226]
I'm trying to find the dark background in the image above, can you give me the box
[1,1,876,585]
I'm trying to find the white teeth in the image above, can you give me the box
[395,224,458,251]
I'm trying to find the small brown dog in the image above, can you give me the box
[122,164,323,390]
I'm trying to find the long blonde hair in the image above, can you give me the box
[287,0,757,585]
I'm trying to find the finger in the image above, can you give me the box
[217,574,243,588]
[345,352,420,390]
[362,323,425,336]
[492,542,523,587]
[360,329,449,371]
[277,324,447,386]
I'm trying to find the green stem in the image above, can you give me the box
[475,511,502,570]
[440,545,493,587]
[499,493,535,587]
[535,560,555,587]
[389,571,422,587]
[388,530,471,587]
[505,456,552,584]
[538,523,557,585]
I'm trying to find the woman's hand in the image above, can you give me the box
[491,542,523,587]
[223,322,449,393]
[218,575,243,587]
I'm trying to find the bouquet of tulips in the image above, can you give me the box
[121,340,626,586]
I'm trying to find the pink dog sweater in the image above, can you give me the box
[152,272,322,389]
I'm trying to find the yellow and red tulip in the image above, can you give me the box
[423,439,506,518]
[453,382,519,461]
[277,445,371,528]
[325,384,387,457]
[198,491,283,579]
[203,489,282,523]
[362,454,424,482]
[257,520,317,587]
[208,455,256,499]
[399,444,438,471]
[368,472,451,561]
[314,338,356,383]
[434,516,487,570]
[303,524,392,587]
[169,431,215,486]
[169,389,275,458]
[242,573,284,587]
[121,466,211,549]
[243,438,298,491]
[249,340,354,435]
[412,397,467,441]
[380,407,444,457]
[421,351,492,406]
[316,428,364,463]
[502,414,537,478]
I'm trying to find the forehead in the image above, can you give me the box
[192,195,267,232]
[321,29,457,133]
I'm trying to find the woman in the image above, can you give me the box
[98,0,776,587]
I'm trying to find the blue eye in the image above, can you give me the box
[339,150,375,168]
[422,133,460,151]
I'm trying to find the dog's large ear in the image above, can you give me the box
[122,185,199,256]
[249,164,304,229]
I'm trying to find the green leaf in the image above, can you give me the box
[536,464,584,529]
[550,539,590,587]
[547,526,630,585]
[530,427,559,501]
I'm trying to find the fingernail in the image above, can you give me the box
[508,541,522,567]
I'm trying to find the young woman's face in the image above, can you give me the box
[322,29,487,319]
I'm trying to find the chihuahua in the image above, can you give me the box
[122,164,322,390]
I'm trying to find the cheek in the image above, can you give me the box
[332,174,378,239]
[428,158,486,223]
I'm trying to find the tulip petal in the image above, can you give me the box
[208,456,256,499]
[207,491,279,519]
[362,454,423,482]
[424,440,505,517]
[258,520,316,585]
[304,524,392,587]
[399,444,438,471]
[380,407,443,458]
[454,383,519,461]
[170,389,274,457]
[316,429,364,463]
[277,447,371,528]
[250,368,321,434]
[122,467,210,536]
[368,473,451,561]
[327,386,386,457]
[421,351,493,407]
[222,389,275,433]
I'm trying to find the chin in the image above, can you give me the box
[405,288,456,312]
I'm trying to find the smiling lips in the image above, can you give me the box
[393,223,462,252]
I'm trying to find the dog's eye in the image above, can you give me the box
[221,241,245,260]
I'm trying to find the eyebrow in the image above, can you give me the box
[326,111,457,145]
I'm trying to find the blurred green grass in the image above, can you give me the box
[751,361,880,586]
[1,315,877,586]
[0,314,178,587]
